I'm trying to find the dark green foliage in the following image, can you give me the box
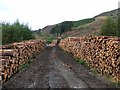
[50,18,95,36]
[117,14,120,37]
[75,57,86,65]
[72,18,95,28]
[44,36,55,44]
[42,34,55,44]
[50,24,61,35]
[111,82,120,87]
[100,17,118,36]
[78,59,86,65]
[51,21,73,35]
[2,20,34,45]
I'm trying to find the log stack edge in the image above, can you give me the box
[59,35,120,82]
[0,39,45,83]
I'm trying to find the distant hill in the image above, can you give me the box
[41,25,55,34]
[50,18,95,36]
[95,8,119,19]
[34,8,119,37]
[32,25,55,35]
[32,29,41,34]
[61,17,105,37]
[61,8,120,37]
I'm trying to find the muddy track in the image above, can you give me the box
[2,46,119,89]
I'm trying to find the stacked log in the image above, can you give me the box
[59,35,120,82]
[48,40,57,47]
[0,39,45,83]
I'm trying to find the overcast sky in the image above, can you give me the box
[0,0,119,30]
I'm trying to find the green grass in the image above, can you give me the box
[0,40,2,45]
[103,74,120,87]
[90,68,99,75]
[74,57,120,87]
[92,31,100,36]
[74,24,88,30]
[46,36,55,44]
[89,67,120,87]
[19,59,32,70]
[39,34,56,44]
[75,57,86,65]
[72,18,95,28]
[111,82,120,87]
[20,63,29,69]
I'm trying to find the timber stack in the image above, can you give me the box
[59,35,120,82]
[0,39,45,83]
[48,40,57,47]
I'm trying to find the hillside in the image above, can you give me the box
[32,25,55,36]
[61,8,119,37]
[34,8,119,38]
[95,8,120,19]
[41,25,55,34]
[61,17,106,37]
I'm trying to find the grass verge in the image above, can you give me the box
[39,34,56,44]
[74,57,86,65]
[111,82,120,87]
[74,56,120,88]
[19,59,33,71]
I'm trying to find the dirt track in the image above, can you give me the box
[2,46,118,89]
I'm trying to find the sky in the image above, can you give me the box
[0,0,120,30]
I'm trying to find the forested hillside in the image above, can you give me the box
[50,18,95,35]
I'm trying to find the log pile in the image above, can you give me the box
[59,35,120,82]
[0,39,45,83]
[48,40,57,47]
